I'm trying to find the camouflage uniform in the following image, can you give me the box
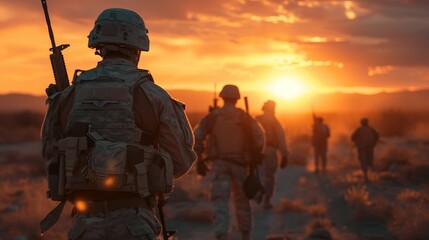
[194,86,264,240]
[351,118,379,180]
[312,118,330,173]
[255,107,288,208]
[42,8,196,240]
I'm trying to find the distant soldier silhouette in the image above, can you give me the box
[312,117,330,174]
[194,84,265,240]
[255,100,289,209]
[41,8,196,239]
[351,118,379,182]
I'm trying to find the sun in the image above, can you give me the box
[267,76,308,99]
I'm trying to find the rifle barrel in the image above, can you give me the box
[41,0,57,52]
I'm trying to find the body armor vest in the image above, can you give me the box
[46,67,173,201]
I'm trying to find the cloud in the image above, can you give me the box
[0,0,428,94]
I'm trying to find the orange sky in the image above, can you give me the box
[0,0,429,98]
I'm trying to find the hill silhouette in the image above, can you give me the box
[1,89,429,113]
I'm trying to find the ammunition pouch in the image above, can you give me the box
[46,134,173,200]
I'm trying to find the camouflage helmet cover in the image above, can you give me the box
[88,8,149,51]
[219,84,241,100]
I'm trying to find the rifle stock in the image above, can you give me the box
[41,0,70,91]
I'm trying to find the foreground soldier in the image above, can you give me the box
[312,117,330,174]
[351,118,379,182]
[255,100,288,209]
[194,85,265,240]
[41,8,196,239]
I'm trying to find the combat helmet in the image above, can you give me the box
[219,84,241,100]
[88,8,149,51]
[262,100,276,113]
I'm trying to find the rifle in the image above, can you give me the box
[158,197,176,240]
[243,97,264,201]
[41,0,70,91]
[208,83,218,112]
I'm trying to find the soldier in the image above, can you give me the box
[41,8,196,240]
[194,85,265,240]
[255,100,288,209]
[351,118,379,182]
[312,117,330,174]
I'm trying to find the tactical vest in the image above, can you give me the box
[256,115,278,148]
[206,108,247,160]
[354,126,377,148]
[46,68,173,201]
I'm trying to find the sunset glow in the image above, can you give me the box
[0,0,427,100]
[267,77,308,100]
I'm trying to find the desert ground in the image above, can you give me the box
[0,111,429,240]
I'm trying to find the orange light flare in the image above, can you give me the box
[75,200,87,212]
[104,176,115,187]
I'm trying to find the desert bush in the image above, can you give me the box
[344,185,370,207]
[389,203,429,240]
[397,189,422,203]
[306,203,327,218]
[276,198,306,213]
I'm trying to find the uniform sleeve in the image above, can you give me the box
[140,82,197,179]
[193,117,209,155]
[274,119,288,157]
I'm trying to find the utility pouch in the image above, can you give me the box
[148,149,173,194]
[133,145,157,197]
[91,140,127,189]
[46,155,63,201]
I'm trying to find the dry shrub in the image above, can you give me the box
[367,171,380,183]
[397,189,422,203]
[276,198,306,213]
[352,199,394,224]
[378,171,399,181]
[304,219,339,240]
[306,203,327,218]
[344,185,370,207]
[389,203,429,240]
[174,208,213,223]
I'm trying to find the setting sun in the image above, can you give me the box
[267,76,308,99]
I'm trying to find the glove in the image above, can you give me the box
[280,155,288,169]
[196,161,209,176]
[45,83,58,97]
